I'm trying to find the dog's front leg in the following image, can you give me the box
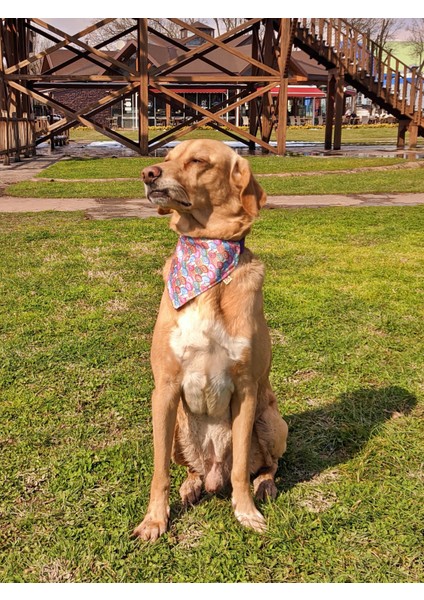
[231,383,266,532]
[133,383,180,542]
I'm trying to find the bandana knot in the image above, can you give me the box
[167,236,244,309]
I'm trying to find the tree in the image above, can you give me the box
[407,18,424,72]
[85,18,200,48]
[212,18,247,37]
[345,18,404,49]
[27,30,55,74]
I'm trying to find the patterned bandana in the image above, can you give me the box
[167,236,245,309]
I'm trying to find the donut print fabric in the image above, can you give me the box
[167,236,243,309]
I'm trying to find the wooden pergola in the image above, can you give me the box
[0,18,297,159]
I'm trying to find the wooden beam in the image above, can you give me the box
[170,18,280,79]
[148,88,249,150]
[137,19,149,155]
[158,82,276,143]
[277,79,288,155]
[26,22,124,76]
[152,76,282,84]
[333,71,344,150]
[325,72,336,150]
[148,26,235,77]
[31,19,138,76]
[260,20,277,145]
[5,18,117,74]
[276,19,293,155]
[43,25,138,76]
[6,74,135,82]
[409,123,418,149]
[46,82,138,133]
[153,82,277,153]
[152,19,262,77]
[0,22,11,164]
[397,119,409,149]
[249,23,260,147]
[7,79,141,153]
[6,73,282,84]
[36,86,136,142]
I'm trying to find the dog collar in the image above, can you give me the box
[167,235,244,309]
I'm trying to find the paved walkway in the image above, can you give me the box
[1,193,424,219]
[1,153,424,219]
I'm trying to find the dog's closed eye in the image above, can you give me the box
[188,157,208,165]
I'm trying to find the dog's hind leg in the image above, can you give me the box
[172,407,205,506]
[252,463,279,501]
[250,385,288,501]
[179,470,203,505]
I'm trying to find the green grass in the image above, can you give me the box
[260,169,424,196]
[7,156,424,198]
[1,208,423,582]
[68,124,424,146]
[35,157,161,179]
[34,156,407,179]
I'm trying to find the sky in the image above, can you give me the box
[38,18,417,41]
[10,0,424,20]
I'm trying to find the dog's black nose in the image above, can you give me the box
[142,165,162,184]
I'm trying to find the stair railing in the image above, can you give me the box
[297,18,424,125]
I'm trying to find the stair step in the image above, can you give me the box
[294,19,424,136]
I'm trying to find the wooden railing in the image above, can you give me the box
[295,18,424,129]
[0,115,36,158]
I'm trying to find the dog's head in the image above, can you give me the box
[142,140,266,240]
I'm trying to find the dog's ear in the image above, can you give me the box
[157,207,172,215]
[231,155,267,216]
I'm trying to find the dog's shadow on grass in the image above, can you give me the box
[276,385,417,491]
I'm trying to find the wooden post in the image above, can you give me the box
[397,119,409,149]
[165,101,171,126]
[277,79,288,155]
[260,20,276,149]
[248,23,260,152]
[0,21,11,164]
[0,22,9,165]
[325,71,336,150]
[12,112,21,161]
[276,18,292,155]
[409,123,418,149]
[333,72,344,150]
[137,18,149,155]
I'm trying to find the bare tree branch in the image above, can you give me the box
[407,18,424,72]
[345,18,404,49]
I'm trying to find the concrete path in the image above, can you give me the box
[0,193,424,219]
[0,156,61,187]
[1,153,424,219]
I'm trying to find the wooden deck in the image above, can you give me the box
[1,18,423,158]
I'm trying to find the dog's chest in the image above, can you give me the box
[169,304,249,417]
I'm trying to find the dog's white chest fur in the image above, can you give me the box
[170,304,249,416]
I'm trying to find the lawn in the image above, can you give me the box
[68,124,424,147]
[33,155,408,179]
[6,155,424,198]
[1,207,423,582]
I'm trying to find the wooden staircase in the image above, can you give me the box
[293,18,424,141]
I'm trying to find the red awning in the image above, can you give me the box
[277,85,325,98]
[150,86,325,97]
[151,88,227,94]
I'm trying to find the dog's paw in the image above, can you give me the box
[180,474,203,506]
[234,508,267,533]
[133,514,168,542]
